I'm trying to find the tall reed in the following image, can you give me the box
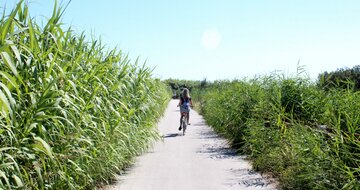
[0,1,169,189]
[194,71,360,189]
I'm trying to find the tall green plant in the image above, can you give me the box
[193,72,360,189]
[0,1,169,189]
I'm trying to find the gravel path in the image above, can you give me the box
[100,100,277,190]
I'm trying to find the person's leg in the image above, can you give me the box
[179,112,183,130]
[180,113,184,124]
[187,112,190,125]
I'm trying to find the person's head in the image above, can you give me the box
[182,88,190,98]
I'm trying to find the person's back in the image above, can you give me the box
[177,88,193,130]
[180,96,190,110]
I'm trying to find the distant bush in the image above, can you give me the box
[318,65,360,90]
[163,78,208,98]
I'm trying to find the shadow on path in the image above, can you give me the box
[224,168,273,188]
[197,130,220,139]
[192,121,206,126]
[198,145,238,159]
[163,133,181,138]
[195,128,237,159]
[194,125,276,189]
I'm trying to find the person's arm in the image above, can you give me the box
[177,99,183,107]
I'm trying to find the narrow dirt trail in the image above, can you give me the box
[100,100,277,190]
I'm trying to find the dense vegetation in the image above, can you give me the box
[0,1,169,189]
[319,65,360,90]
[164,78,207,98]
[187,70,360,190]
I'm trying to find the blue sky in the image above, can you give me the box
[2,0,360,81]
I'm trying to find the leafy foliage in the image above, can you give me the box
[0,1,169,189]
[318,65,360,90]
[163,78,207,98]
[191,72,360,189]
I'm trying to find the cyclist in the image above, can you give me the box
[177,88,193,130]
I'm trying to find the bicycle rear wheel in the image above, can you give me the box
[182,117,187,135]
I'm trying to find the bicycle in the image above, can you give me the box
[179,112,188,135]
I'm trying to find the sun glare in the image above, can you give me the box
[201,29,221,50]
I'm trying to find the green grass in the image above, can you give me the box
[192,71,360,189]
[0,1,169,189]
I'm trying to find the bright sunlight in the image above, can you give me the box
[201,29,221,50]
